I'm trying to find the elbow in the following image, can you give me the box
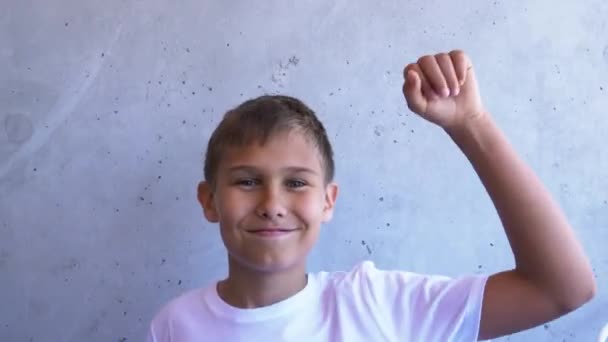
[559,277,597,313]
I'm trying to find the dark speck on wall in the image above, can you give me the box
[101,52,105,57]
[161,258,166,264]
[178,280,182,285]
[65,22,69,27]
[208,87,213,91]
[186,48,190,53]
[379,197,384,202]
[366,245,372,255]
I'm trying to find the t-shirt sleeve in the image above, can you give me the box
[349,261,488,342]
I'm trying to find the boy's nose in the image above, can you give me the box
[256,188,286,219]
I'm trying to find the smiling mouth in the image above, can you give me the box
[246,228,298,237]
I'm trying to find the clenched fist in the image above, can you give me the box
[403,50,486,130]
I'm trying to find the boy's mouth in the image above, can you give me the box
[246,228,298,237]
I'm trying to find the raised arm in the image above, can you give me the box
[402,50,596,340]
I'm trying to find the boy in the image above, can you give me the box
[146,50,596,341]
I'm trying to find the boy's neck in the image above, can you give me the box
[217,257,308,309]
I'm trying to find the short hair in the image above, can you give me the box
[203,95,335,188]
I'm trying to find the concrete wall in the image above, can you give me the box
[1,0,606,341]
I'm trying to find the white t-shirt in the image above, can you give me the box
[147,261,488,342]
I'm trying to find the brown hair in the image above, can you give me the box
[203,95,335,188]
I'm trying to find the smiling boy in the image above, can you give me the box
[146,50,596,341]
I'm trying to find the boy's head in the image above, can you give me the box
[198,95,339,273]
[203,95,335,189]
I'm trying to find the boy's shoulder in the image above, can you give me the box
[320,260,486,296]
[149,283,213,326]
[319,260,462,289]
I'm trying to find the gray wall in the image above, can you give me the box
[1,0,607,341]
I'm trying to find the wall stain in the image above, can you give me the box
[0,250,10,268]
[4,113,34,144]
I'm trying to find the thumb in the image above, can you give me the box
[403,69,427,114]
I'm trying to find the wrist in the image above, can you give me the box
[444,110,493,139]
[444,111,499,159]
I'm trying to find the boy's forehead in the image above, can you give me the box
[219,131,324,173]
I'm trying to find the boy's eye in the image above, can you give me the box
[286,179,307,189]
[235,179,259,187]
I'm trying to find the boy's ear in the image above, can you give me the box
[321,182,339,223]
[197,181,219,223]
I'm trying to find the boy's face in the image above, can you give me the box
[198,130,338,273]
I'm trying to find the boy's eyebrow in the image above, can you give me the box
[227,165,319,175]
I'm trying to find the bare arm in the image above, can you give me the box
[403,50,596,340]
[446,113,596,340]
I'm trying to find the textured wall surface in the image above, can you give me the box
[1,1,607,341]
